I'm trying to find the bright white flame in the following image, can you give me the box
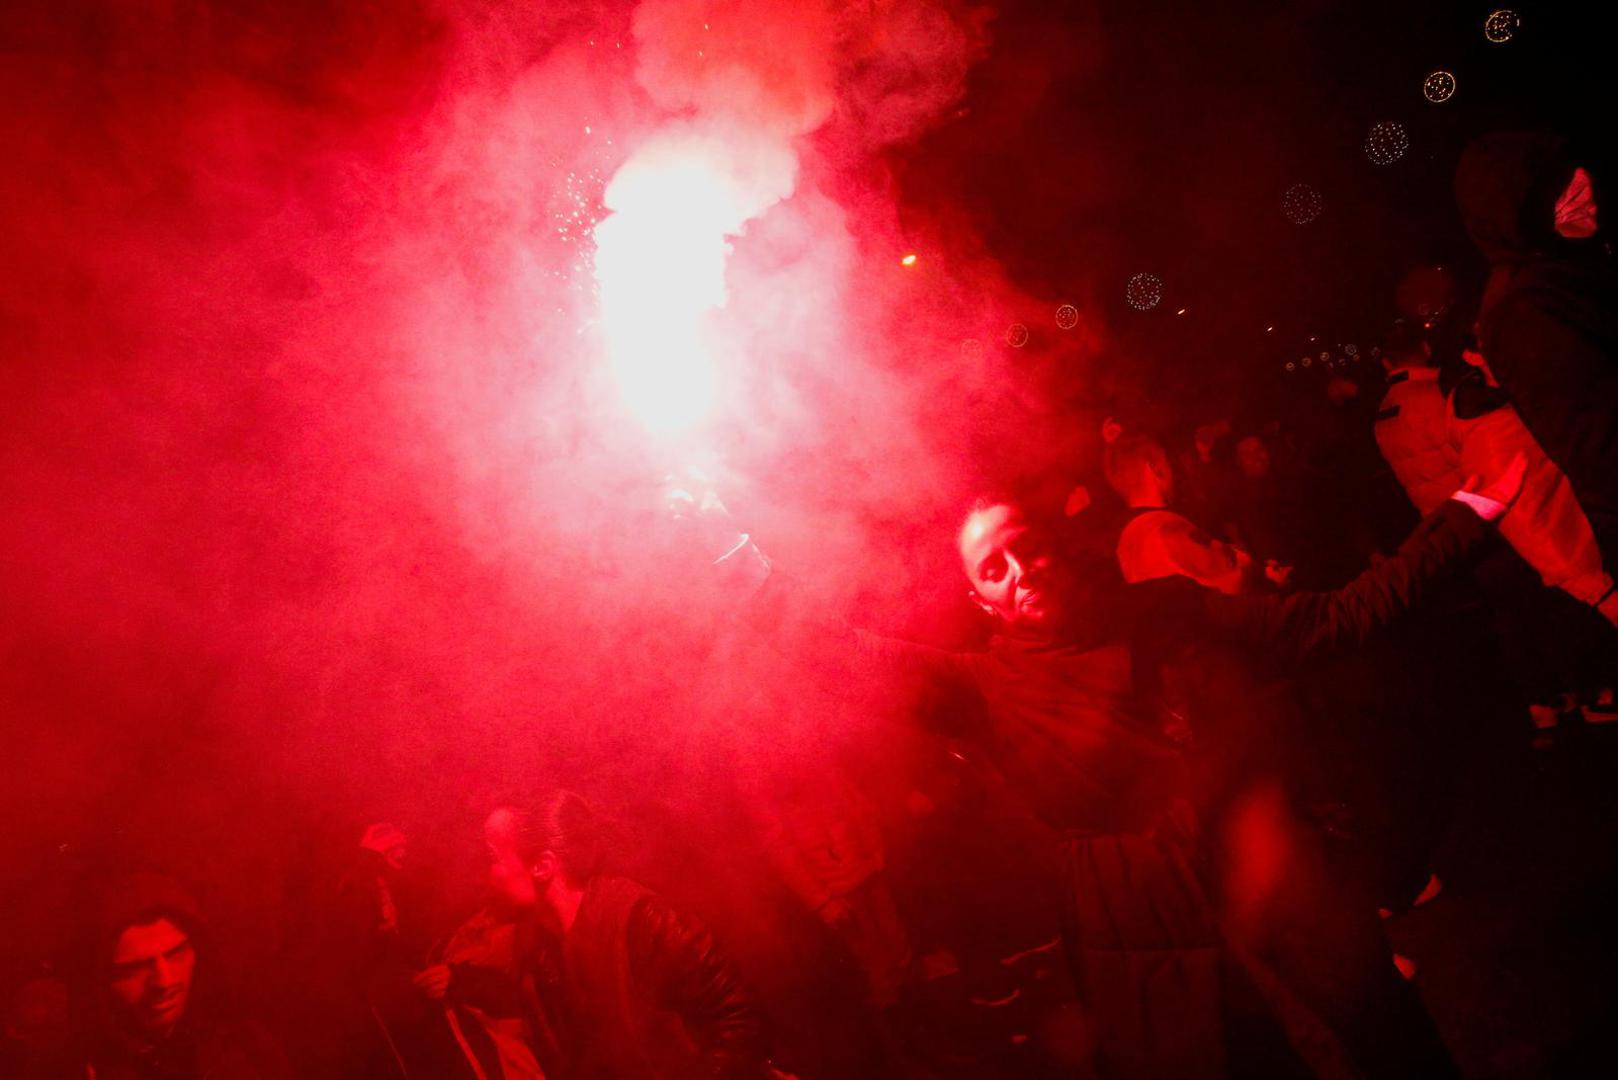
[591,126,796,433]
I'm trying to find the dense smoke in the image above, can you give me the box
[0,0,1099,939]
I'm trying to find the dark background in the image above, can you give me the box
[899,0,1614,421]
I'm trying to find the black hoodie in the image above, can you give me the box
[1456,131,1618,569]
[84,874,288,1080]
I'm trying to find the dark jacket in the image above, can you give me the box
[791,500,1489,835]
[86,1018,289,1080]
[82,874,289,1080]
[1128,502,1485,786]
[749,504,1481,1078]
[1456,131,1618,568]
[525,877,767,1080]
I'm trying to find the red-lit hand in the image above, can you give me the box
[663,473,737,555]
[411,965,451,1000]
[1453,451,1527,522]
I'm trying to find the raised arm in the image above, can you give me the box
[671,476,980,703]
[747,570,981,702]
[1197,456,1523,662]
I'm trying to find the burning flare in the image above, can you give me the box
[591,124,796,433]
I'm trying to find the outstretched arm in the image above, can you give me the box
[1198,456,1523,662]
[670,475,981,705]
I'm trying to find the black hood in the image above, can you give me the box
[91,872,207,973]
[1455,131,1577,266]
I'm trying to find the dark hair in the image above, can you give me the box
[1102,434,1167,497]
[511,791,605,887]
[1383,320,1432,366]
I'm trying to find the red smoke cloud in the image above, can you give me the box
[0,1,1102,896]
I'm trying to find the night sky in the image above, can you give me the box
[898,0,1614,416]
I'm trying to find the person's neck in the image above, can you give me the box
[548,880,587,936]
[1126,489,1167,510]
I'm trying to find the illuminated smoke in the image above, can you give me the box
[0,0,1035,901]
[592,123,797,433]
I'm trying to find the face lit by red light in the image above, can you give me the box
[107,919,194,1039]
[484,808,538,911]
[1236,436,1271,480]
[960,503,1063,633]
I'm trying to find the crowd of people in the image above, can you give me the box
[4,132,1615,1079]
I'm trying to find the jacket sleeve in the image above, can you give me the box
[1197,500,1488,663]
[1485,289,1618,560]
[626,895,770,1079]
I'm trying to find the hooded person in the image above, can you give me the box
[1372,318,1618,626]
[81,872,288,1080]
[1456,131,1618,587]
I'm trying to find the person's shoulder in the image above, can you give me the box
[1122,571,1206,610]
[1120,508,1187,539]
[625,888,692,936]
[197,1015,291,1078]
[1487,256,1613,322]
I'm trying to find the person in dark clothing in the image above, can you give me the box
[1,964,76,1079]
[718,455,1524,1077]
[1456,131,1618,578]
[310,822,485,1079]
[79,872,289,1080]
[483,793,771,1079]
[1227,431,1311,579]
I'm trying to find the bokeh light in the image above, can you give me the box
[1054,303,1080,330]
[1484,10,1519,44]
[1364,121,1410,166]
[1006,323,1030,348]
[1423,70,1456,104]
[1125,272,1163,311]
[1282,183,1323,225]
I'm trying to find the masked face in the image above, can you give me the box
[1555,167,1598,239]
[107,919,194,1039]
[960,503,1064,633]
